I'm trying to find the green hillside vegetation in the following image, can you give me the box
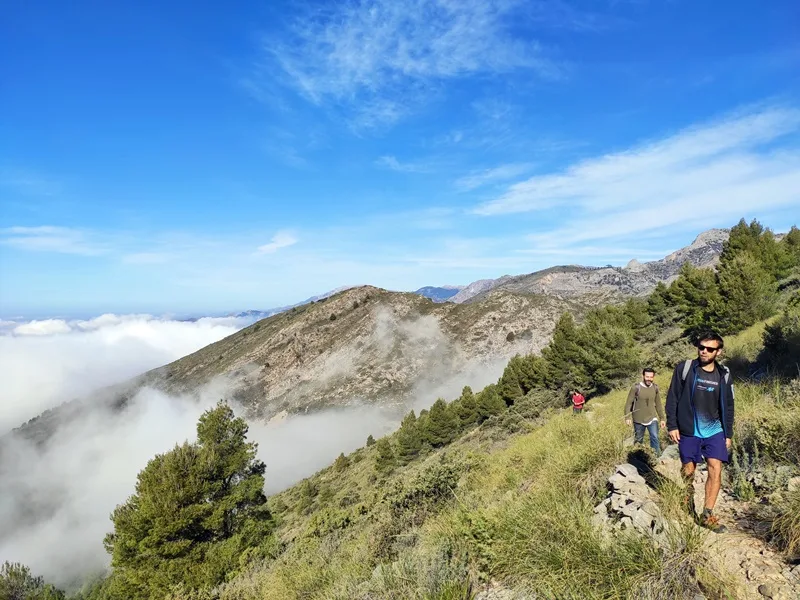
[6,219,800,599]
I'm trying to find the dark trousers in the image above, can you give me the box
[634,421,661,454]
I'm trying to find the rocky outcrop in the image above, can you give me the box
[592,463,668,541]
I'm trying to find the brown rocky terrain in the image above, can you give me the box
[456,229,729,304]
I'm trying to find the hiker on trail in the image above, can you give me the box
[571,390,585,415]
[665,330,734,533]
[624,367,665,454]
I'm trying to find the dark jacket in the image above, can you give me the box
[665,359,734,438]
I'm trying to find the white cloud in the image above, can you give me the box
[0,226,106,256]
[0,314,251,433]
[255,230,298,254]
[0,307,509,588]
[375,155,432,173]
[263,0,558,127]
[455,162,534,190]
[475,105,800,244]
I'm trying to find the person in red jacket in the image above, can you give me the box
[571,390,586,414]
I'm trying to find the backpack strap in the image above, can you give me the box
[681,359,692,381]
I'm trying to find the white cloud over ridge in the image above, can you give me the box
[475,105,800,244]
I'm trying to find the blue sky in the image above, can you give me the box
[1,0,799,318]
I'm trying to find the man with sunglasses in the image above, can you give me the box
[665,330,734,533]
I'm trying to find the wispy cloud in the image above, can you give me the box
[455,163,534,190]
[0,226,106,256]
[475,105,800,244]
[261,0,560,128]
[375,155,433,173]
[0,167,61,197]
[256,231,298,254]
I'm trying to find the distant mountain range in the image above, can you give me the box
[412,285,464,302]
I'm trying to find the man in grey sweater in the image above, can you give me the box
[624,367,665,454]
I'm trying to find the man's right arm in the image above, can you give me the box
[624,386,636,416]
[665,362,682,433]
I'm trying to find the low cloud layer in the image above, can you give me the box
[0,310,508,588]
[0,314,251,433]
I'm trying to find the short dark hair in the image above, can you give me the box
[642,367,655,375]
[694,329,724,349]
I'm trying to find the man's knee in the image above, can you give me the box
[707,459,723,480]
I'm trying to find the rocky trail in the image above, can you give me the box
[476,444,800,600]
[598,445,800,599]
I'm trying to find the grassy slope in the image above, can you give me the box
[165,318,799,600]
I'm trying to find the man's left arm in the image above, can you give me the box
[725,378,735,447]
[655,386,665,426]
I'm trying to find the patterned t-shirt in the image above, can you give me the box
[692,365,723,438]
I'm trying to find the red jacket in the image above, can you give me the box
[572,393,585,408]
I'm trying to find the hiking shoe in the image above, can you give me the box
[700,514,728,534]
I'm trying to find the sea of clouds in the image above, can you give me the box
[0,310,506,587]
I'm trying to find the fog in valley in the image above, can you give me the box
[0,310,507,587]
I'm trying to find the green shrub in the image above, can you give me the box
[773,490,800,558]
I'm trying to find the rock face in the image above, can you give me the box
[456,229,729,304]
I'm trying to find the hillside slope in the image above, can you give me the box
[145,286,582,419]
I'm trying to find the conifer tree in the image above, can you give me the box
[0,562,65,600]
[396,410,422,464]
[476,385,506,422]
[374,438,396,473]
[455,386,478,428]
[103,402,271,598]
[542,313,588,391]
[424,399,459,447]
[647,281,671,324]
[716,251,777,333]
[366,434,376,447]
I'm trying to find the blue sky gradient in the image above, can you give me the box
[1,0,799,317]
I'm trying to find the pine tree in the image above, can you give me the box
[366,434,376,447]
[0,562,65,600]
[647,282,671,324]
[716,251,777,333]
[477,385,506,422]
[396,410,422,464]
[374,438,396,473]
[455,386,478,428]
[497,359,524,405]
[542,313,588,390]
[424,399,459,447]
[668,263,722,333]
[579,315,640,395]
[103,402,271,598]
[781,226,800,267]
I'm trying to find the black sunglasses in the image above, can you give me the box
[697,344,720,353]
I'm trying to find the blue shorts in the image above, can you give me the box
[678,432,729,464]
